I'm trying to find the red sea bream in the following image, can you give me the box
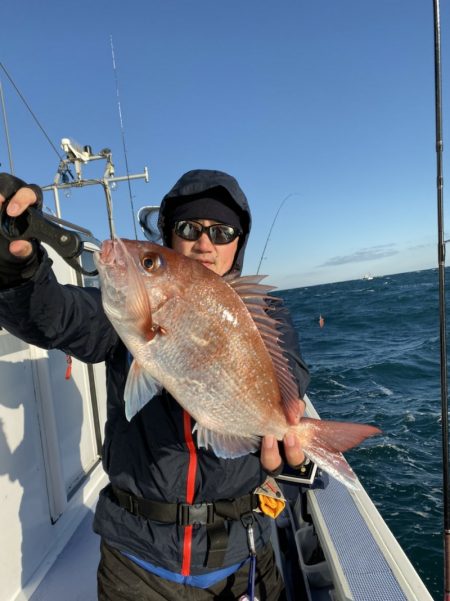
[94,239,380,488]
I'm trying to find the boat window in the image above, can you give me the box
[26,244,106,522]
[80,249,100,288]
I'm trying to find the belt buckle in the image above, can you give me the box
[127,495,139,517]
[178,502,214,526]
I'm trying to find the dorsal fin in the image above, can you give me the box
[226,274,302,422]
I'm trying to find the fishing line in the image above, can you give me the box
[432,1,450,599]
[110,36,139,240]
[0,62,65,163]
[0,78,14,173]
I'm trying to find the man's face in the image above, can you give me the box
[171,219,239,276]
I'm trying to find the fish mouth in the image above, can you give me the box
[93,240,129,308]
[94,239,130,272]
[98,239,119,265]
[94,239,130,283]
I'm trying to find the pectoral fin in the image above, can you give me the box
[124,359,162,421]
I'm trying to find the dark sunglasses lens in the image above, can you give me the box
[209,225,238,244]
[175,221,202,241]
[174,220,239,244]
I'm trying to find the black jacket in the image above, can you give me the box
[0,170,310,574]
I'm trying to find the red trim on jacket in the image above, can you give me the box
[181,410,198,576]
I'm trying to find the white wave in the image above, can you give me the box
[370,380,393,396]
[371,441,409,455]
[329,378,352,390]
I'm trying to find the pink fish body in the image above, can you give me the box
[94,239,380,488]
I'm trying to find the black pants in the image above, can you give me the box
[97,541,286,601]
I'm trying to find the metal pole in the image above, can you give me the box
[432,1,450,598]
[41,171,149,193]
[102,181,116,239]
[51,186,62,219]
[41,168,148,238]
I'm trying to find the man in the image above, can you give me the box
[0,170,309,600]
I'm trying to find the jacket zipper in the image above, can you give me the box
[181,409,198,576]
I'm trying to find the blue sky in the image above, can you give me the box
[0,0,448,288]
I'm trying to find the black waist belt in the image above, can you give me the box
[111,486,259,569]
[112,485,258,525]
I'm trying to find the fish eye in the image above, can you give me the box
[141,253,160,271]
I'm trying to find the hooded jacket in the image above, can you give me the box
[0,169,310,576]
[158,169,251,275]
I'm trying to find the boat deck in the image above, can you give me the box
[30,508,99,601]
[27,475,434,601]
[22,433,434,601]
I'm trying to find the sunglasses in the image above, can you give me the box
[173,220,241,245]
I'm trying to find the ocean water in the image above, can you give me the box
[281,268,445,600]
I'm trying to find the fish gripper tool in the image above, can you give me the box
[0,204,98,276]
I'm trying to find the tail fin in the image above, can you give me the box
[295,417,381,490]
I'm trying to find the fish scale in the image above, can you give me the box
[145,283,280,430]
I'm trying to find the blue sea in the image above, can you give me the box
[281,268,445,600]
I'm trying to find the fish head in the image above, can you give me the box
[94,238,214,337]
[95,238,172,308]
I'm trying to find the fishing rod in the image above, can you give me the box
[432,1,450,599]
[256,192,299,275]
[110,35,139,240]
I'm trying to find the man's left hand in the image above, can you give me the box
[260,434,305,474]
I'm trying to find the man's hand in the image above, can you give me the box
[260,434,305,474]
[0,173,43,288]
[0,173,42,258]
[260,398,306,474]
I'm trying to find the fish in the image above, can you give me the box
[94,238,381,488]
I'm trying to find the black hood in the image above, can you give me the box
[158,169,252,275]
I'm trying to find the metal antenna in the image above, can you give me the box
[432,1,450,599]
[110,35,139,239]
[256,193,298,275]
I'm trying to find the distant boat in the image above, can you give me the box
[362,273,374,280]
